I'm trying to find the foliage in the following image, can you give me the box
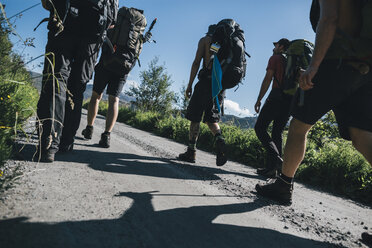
[307,111,340,148]
[126,57,176,114]
[0,14,39,179]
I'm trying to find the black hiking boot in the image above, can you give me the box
[99,132,110,148]
[215,138,227,166]
[82,125,93,140]
[178,148,196,163]
[361,232,372,247]
[58,143,74,153]
[256,167,278,178]
[40,149,55,163]
[255,176,293,206]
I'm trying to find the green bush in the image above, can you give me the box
[298,139,372,204]
[0,80,38,166]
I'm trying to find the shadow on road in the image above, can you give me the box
[0,191,333,248]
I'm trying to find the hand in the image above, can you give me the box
[143,32,152,42]
[299,66,318,91]
[185,86,192,99]
[254,100,261,113]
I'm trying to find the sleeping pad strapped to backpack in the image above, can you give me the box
[101,7,147,75]
[211,19,248,90]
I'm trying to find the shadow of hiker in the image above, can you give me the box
[57,148,261,181]
[0,191,335,248]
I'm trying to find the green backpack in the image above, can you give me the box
[310,0,372,65]
[280,39,314,95]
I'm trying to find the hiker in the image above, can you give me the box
[255,1,372,244]
[80,7,151,148]
[177,24,228,166]
[36,0,118,162]
[254,38,291,178]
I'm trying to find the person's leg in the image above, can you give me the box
[105,95,119,132]
[207,122,220,135]
[281,118,313,177]
[37,32,73,161]
[87,91,103,127]
[59,38,99,150]
[349,127,372,165]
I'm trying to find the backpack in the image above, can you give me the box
[211,19,248,90]
[310,0,372,64]
[102,7,147,74]
[281,39,314,95]
[68,0,118,37]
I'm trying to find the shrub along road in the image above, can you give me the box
[0,110,371,248]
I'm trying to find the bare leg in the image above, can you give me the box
[349,127,372,165]
[206,122,221,135]
[87,91,103,126]
[281,118,313,177]
[105,95,119,132]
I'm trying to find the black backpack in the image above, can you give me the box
[211,19,249,90]
[67,0,118,37]
[102,7,147,74]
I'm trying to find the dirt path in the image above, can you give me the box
[0,110,371,248]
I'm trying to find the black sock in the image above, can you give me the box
[279,173,293,184]
[86,125,93,129]
[104,131,110,135]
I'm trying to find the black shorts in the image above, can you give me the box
[93,62,128,97]
[292,60,372,140]
[185,80,224,123]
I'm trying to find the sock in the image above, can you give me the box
[188,141,196,150]
[86,125,93,129]
[104,131,111,135]
[279,173,293,184]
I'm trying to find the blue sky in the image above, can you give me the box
[2,0,315,117]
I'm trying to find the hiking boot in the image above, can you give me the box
[178,148,196,163]
[255,177,293,205]
[215,138,227,166]
[82,125,93,140]
[362,232,372,246]
[40,149,55,163]
[99,132,110,148]
[256,167,278,178]
[58,143,74,153]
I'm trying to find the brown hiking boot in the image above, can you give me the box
[178,148,196,163]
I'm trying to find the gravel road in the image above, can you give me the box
[0,110,371,248]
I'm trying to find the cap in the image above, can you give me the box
[273,38,290,50]
[206,24,217,36]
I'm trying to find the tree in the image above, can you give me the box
[126,57,176,114]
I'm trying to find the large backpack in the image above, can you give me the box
[211,19,248,90]
[68,0,118,37]
[310,0,372,65]
[101,7,147,74]
[280,39,314,95]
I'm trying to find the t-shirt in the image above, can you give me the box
[266,54,285,89]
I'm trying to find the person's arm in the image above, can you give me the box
[254,69,274,113]
[300,0,339,90]
[186,38,204,98]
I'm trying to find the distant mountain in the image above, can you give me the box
[221,114,257,129]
